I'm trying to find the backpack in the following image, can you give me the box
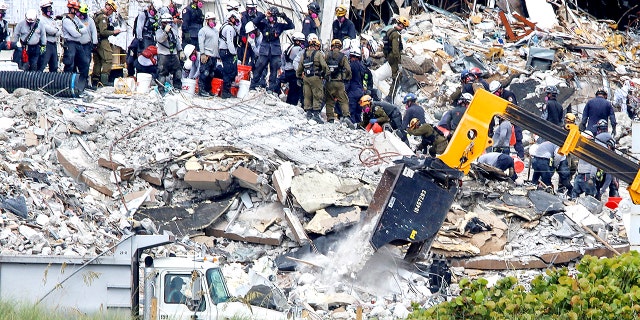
[382,28,402,56]
[302,49,320,77]
[219,23,242,47]
[326,51,344,79]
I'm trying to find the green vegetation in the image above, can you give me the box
[409,252,640,319]
[0,300,130,320]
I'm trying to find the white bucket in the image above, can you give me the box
[237,80,251,99]
[164,94,190,119]
[181,78,196,96]
[136,73,153,94]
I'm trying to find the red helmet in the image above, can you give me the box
[67,0,80,9]
[469,67,482,76]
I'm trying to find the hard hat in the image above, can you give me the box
[226,11,239,21]
[371,123,383,133]
[403,93,417,104]
[308,2,320,13]
[245,21,256,33]
[226,0,239,11]
[564,113,576,123]
[292,31,305,42]
[582,130,594,140]
[0,2,7,10]
[26,9,38,21]
[460,69,476,82]
[596,88,607,97]
[331,39,342,48]
[596,119,608,131]
[409,118,420,129]
[183,59,193,71]
[152,0,163,9]
[40,0,53,8]
[267,6,279,16]
[106,0,117,11]
[204,12,215,20]
[307,33,319,42]
[308,38,321,47]
[544,85,558,95]
[359,95,372,106]
[183,44,196,57]
[460,93,474,102]
[67,0,80,9]
[335,4,347,17]
[160,12,172,22]
[489,80,501,93]
[246,0,257,8]
[79,4,89,14]
[350,47,361,57]
[396,16,409,28]
[469,67,482,76]
[511,155,524,174]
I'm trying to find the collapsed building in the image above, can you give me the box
[0,0,639,318]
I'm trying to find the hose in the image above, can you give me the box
[0,71,85,98]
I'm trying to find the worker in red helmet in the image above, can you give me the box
[461,67,489,95]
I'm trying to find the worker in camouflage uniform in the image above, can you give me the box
[407,117,448,157]
[92,0,121,86]
[383,16,408,102]
[324,39,353,126]
[296,35,327,124]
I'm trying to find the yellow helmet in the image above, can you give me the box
[409,118,420,130]
[359,95,372,107]
[106,0,117,11]
[79,3,88,13]
[397,16,409,28]
[335,4,347,17]
[308,38,321,47]
[331,39,342,48]
[565,113,576,124]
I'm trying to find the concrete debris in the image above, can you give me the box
[305,206,361,235]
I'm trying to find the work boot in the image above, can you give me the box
[311,110,324,124]
[327,119,335,123]
[341,117,355,129]
[100,73,113,86]
[198,90,211,97]
[220,91,233,99]
[305,110,313,120]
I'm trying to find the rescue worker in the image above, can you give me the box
[383,16,408,102]
[346,48,366,123]
[570,131,598,200]
[554,113,580,195]
[280,32,305,106]
[478,152,518,181]
[181,0,204,49]
[62,1,88,79]
[218,12,240,99]
[182,44,200,80]
[296,35,328,124]
[324,39,352,125]
[530,138,559,189]
[302,2,320,39]
[239,0,263,67]
[77,4,97,88]
[331,4,356,41]
[244,21,267,88]
[134,44,158,78]
[401,93,425,132]
[490,80,524,159]
[249,6,294,93]
[38,0,61,72]
[197,12,219,97]
[92,0,121,86]
[543,85,563,126]
[13,9,46,71]
[156,12,184,92]
[439,93,473,133]
[0,2,10,51]
[594,126,619,200]
[359,94,403,130]
[461,67,489,94]
[491,117,512,154]
[135,0,161,51]
[407,118,448,157]
[580,89,617,135]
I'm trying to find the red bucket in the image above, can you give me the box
[236,65,252,82]
[210,78,223,96]
[230,87,238,96]
[605,197,623,210]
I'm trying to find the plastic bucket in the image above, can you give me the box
[181,78,196,95]
[511,155,524,174]
[230,87,238,96]
[136,73,152,94]
[237,80,250,98]
[236,64,252,82]
[210,78,223,96]
[605,196,623,210]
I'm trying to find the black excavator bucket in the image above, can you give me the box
[366,158,462,261]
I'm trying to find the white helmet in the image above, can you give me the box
[489,80,501,93]
[39,0,52,8]
[307,33,319,42]
[292,32,305,42]
[26,9,38,22]
[204,12,215,20]
[361,46,370,60]
[226,11,239,21]
[152,0,163,9]
[245,21,256,33]
[349,47,361,57]
[183,44,196,57]
[160,12,172,22]
[0,2,9,10]
[246,0,257,8]
[183,59,193,71]
[226,0,239,11]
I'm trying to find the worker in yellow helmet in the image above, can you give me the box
[92,0,121,86]
[331,4,355,42]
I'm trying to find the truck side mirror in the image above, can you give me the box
[187,273,204,311]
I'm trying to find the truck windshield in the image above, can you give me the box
[205,268,230,304]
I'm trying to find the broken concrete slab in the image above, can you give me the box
[232,166,262,192]
[304,206,361,235]
[139,171,163,186]
[56,147,116,197]
[206,202,285,246]
[528,190,565,215]
[283,208,309,245]
[184,170,233,191]
[290,171,363,213]
[272,162,294,204]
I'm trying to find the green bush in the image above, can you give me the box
[410,252,640,319]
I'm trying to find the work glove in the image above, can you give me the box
[164,24,172,32]
[200,54,209,64]
[233,55,238,64]
[369,118,377,124]
[178,51,186,61]
[40,45,46,54]
[16,41,22,48]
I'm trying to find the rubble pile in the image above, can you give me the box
[0,1,639,318]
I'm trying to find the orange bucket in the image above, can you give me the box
[511,155,524,174]
[236,65,252,82]
[210,78,223,96]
